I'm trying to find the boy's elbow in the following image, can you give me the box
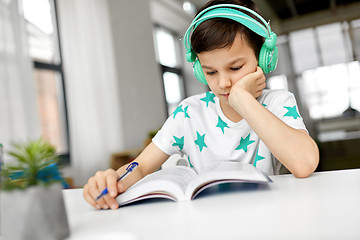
[292,165,316,178]
[292,148,319,178]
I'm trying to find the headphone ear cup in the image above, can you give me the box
[258,43,278,74]
[193,59,208,84]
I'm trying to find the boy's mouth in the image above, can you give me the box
[221,93,230,99]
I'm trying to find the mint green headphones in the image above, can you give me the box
[184,4,278,84]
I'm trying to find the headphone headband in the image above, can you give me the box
[193,4,270,31]
[184,4,272,56]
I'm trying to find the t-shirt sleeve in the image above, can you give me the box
[265,90,308,132]
[152,103,187,156]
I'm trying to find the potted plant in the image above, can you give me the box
[0,138,70,240]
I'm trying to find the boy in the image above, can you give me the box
[83,0,319,210]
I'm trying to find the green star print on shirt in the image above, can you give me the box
[216,116,229,134]
[194,131,207,152]
[183,106,190,118]
[283,106,300,119]
[187,156,194,168]
[200,92,215,107]
[172,105,190,119]
[235,133,255,152]
[254,147,265,167]
[172,136,184,150]
[172,105,184,118]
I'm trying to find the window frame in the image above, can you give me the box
[30,0,70,164]
[153,24,187,117]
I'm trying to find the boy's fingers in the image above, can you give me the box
[83,184,97,208]
[105,170,119,198]
[256,66,264,75]
[241,67,264,86]
[84,182,101,209]
[103,194,119,210]
[117,174,133,194]
[253,68,265,84]
[258,82,266,90]
[86,177,100,200]
[91,172,109,209]
[102,170,120,209]
[117,181,126,194]
[255,89,263,98]
[245,66,261,78]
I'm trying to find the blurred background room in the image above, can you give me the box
[1,0,360,187]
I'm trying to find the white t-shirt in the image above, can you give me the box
[152,89,307,175]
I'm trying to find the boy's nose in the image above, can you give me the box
[219,74,232,89]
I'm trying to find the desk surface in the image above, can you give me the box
[63,168,360,240]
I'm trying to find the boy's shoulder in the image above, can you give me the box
[260,89,293,98]
[258,89,296,107]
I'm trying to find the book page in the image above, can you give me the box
[117,166,197,206]
[185,162,271,200]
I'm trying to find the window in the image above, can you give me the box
[297,61,360,119]
[154,26,186,116]
[22,0,69,161]
[289,22,353,74]
[351,19,360,61]
[287,20,360,120]
[316,22,352,65]
[289,28,320,73]
[163,72,183,106]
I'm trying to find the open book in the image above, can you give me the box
[116,161,272,206]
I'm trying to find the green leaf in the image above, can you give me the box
[1,138,60,191]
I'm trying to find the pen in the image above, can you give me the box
[95,162,139,201]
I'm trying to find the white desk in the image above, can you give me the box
[63,169,360,240]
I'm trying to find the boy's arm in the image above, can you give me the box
[229,68,319,178]
[83,142,169,210]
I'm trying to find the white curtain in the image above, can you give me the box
[0,0,41,157]
[57,0,124,186]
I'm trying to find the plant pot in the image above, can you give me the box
[1,183,69,240]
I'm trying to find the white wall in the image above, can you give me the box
[107,0,167,149]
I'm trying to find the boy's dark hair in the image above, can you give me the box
[191,0,264,60]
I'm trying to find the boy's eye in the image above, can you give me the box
[230,66,242,71]
[206,70,217,76]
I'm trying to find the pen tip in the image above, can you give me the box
[95,194,102,201]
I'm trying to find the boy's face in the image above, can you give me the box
[197,33,258,106]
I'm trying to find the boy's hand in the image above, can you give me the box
[83,143,169,210]
[83,169,121,210]
[229,66,266,104]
